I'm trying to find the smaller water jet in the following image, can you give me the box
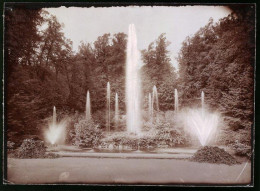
[148,93,152,120]
[201,91,205,109]
[53,106,56,125]
[86,91,91,121]
[115,93,119,129]
[174,89,179,112]
[152,85,159,112]
[106,82,111,132]
[152,85,159,122]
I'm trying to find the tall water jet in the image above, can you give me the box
[86,91,91,121]
[126,24,141,134]
[106,82,111,132]
[174,89,179,112]
[115,93,119,129]
[53,106,56,126]
[148,93,152,120]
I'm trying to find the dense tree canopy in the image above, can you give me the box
[178,6,254,130]
[5,6,254,145]
[141,34,178,110]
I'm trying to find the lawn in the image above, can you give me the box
[7,157,251,185]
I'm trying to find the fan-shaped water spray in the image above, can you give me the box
[106,82,111,132]
[115,93,119,129]
[126,24,141,134]
[86,91,91,121]
[174,89,179,112]
[179,92,220,146]
[45,106,66,145]
[184,108,219,146]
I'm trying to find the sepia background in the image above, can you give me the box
[4,4,255,185]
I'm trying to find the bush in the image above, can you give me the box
[44,152,60,158]
[7,141,15,151]
[14,138,46,158]
[230,141,251,159]
[99,132,138,149]
[99,122,191,150]
[191,146,239,165]
[139,136,157,149]
[217,129,251,146]
[153,123,191,147]
[70,119,103,148]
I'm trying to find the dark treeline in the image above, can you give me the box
[177,6,254,130]
[6,9,128,139]
[5,6,254,142]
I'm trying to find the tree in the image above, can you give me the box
[141,34,177,110]
[178,7,254,130]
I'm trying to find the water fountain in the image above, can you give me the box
[184,108,219,146]
[106,82,111,132]
[148,93,152,120]
[126,24,141,134]
[115,93,119,129]
[152,85,159,112]
[45,106,66,145]
[86,90,91,121]
[201,91,205,109]
[174,89,179,112]
[180,92,220,146]
[53,106,56,125]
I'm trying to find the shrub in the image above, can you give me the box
[99,122,190,149]
[70,119,103,148]
[44,152,60,158]
[217,129,251,146]
[139,136,157,149]
[191,146,239,165]
[230,141,251,159]
[7,141,15,151]
[14,138,46,158]
[99,132,138,149]
[153,123,191,147]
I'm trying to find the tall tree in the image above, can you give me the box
[141,34,177,110]
[178,7,254,130]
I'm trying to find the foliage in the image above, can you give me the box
[141,34,178,111]
[100,132,138,149]
[70,119,103,148]
[153,123,191,147]
[14,138,46,158]
[6,9,72,142]
[44,152,60,158]
[217,128,251,146]
[7,141,15,151]
[230,141,251,159]
[99,122,191,149]
[178,7,254,131]
[191,146,239,165]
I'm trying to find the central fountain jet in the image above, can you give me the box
[126,24,141,134]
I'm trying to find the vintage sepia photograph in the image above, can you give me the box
[3,3,255,185]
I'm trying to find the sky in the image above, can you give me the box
[46,6,231,70]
